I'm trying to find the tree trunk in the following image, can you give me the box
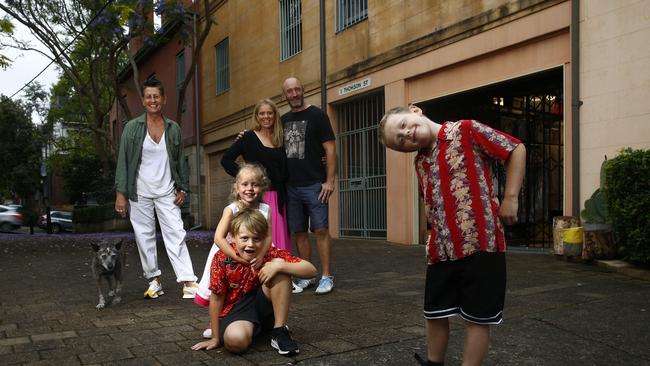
[175,0,215,124]
[582,229,616,260]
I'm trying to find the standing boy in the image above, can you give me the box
[281,77,337,294]
[191,209,317,356]
[378,105,526,366]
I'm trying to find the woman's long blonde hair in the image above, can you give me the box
[253,99,284,148]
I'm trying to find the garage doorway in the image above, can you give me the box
[419,67,564,247]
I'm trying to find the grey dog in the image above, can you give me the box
[91,239,124,309]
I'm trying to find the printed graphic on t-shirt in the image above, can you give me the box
[285,120,307,159]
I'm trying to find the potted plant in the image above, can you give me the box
[580,157,616,260]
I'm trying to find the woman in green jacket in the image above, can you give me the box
[114,77,198,300]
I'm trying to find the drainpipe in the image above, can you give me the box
[319,0,327,108]
[190,12,202,230]
[571,0,582,216]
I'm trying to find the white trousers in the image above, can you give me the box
[129,192,197,283]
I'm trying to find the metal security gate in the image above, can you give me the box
[336,91,386,238]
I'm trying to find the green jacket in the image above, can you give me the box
[114,113,189,201]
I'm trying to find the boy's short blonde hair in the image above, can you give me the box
[377,106,410,145]
[230,208,268,240]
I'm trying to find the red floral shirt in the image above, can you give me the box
[209,244,301,317]
[415,120,521,264]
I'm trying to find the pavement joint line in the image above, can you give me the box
[31,330,78,342]
[530,316,639,355]
[299,335,424,362]
[0,324,17,332]
[508,282,591,296]
[0,336,30,347]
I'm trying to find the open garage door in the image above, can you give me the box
[419,67,564,248]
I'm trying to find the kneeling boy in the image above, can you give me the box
[191,209,317,355]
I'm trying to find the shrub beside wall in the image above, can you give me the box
[74,203,131,233]
[604,148,650,265]
[74,203,116,224]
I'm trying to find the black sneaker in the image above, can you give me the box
[270,325,299,355]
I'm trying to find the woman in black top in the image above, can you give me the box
[221,99,291,251]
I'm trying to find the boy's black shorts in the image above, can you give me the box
[424,251,506,324]
[219,287,275,341]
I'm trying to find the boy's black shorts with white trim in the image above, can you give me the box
[424,251,506,325]
[219,287,275,341]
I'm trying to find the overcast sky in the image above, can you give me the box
[0,23,59,100]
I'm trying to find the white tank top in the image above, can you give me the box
[136,131,175,198]
[227,202,270,219]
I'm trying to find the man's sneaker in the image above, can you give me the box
[294,277,317,290]
[314,276,334,295]
[144,280,164,299]
[292,281,303,294]
[270,325,299,355]
[182,282,199,299]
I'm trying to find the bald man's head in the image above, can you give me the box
[282,77,305,111]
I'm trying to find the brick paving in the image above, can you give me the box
[1,231,649,365]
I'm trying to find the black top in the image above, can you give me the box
[221,130,288,209]
[281,105,335,186]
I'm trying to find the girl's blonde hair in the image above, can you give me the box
[229,162,270,207]
[253,99,284,147]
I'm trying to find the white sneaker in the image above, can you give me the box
[202,328,212,339]
[182,282,199,299]
[144,280,164,299]
[294,277,317,290]
[314,276,334,295]
[292,281,303,294]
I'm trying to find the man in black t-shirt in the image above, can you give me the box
[281,77,336,295]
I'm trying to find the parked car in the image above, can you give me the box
[38,211,73,233]
[0,204,24,232]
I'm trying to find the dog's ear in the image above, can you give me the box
[91,243,100,252]
[115,240,123,251]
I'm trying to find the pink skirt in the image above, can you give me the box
[264,191,291,252]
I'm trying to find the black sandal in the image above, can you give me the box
[414,353,444,366]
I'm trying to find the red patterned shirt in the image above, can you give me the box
[209,244,301,317]
[415,120,521,264]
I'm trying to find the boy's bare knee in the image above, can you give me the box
[223,328,252,354]
[464,321,490,332]
[224,342,248,354]
[265,260,290,288]
[273,272,290,283]
[223,335,251,354]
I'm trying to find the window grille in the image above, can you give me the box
[215,38,230,94]
[279,0,302,61]
[336,0,368,32]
